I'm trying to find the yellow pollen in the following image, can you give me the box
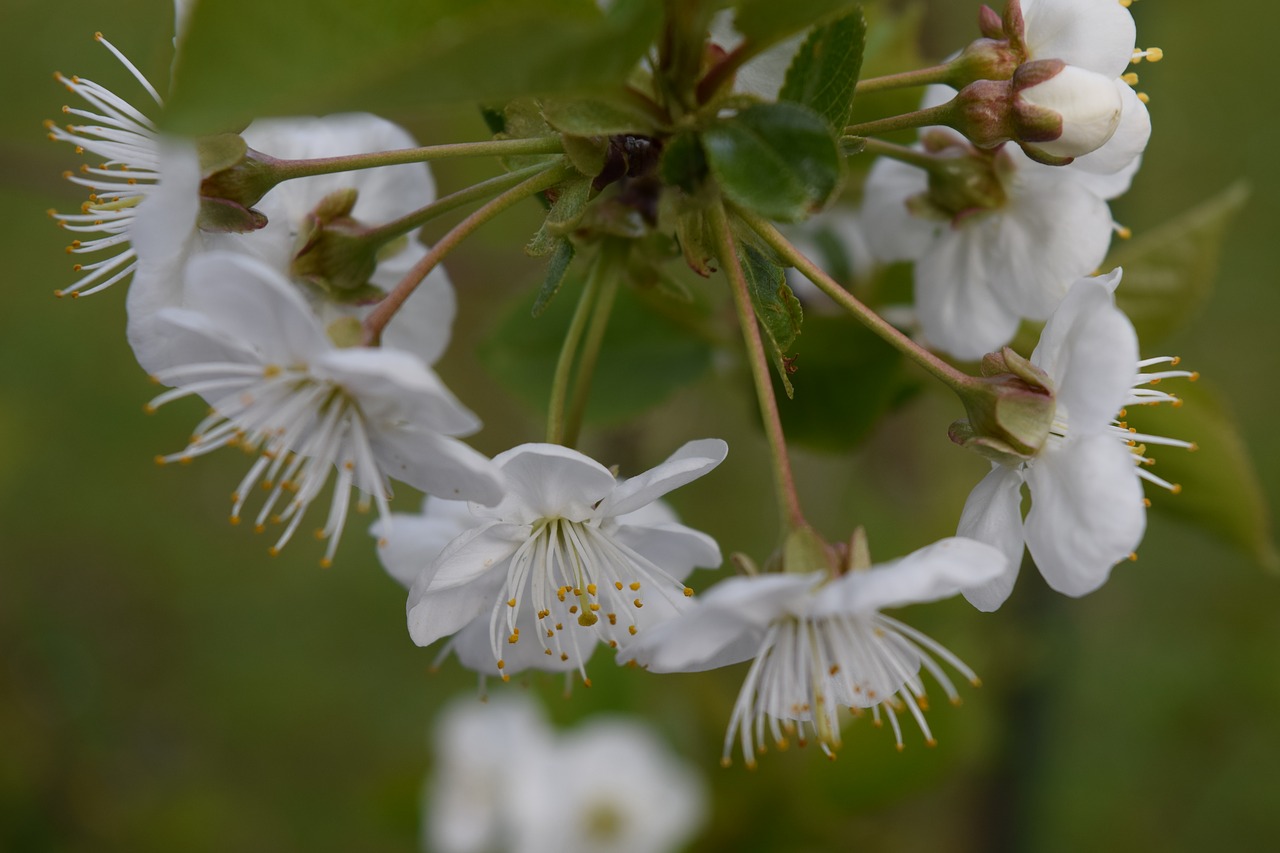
[683,587,694,597]
[572,586,582,596]
[1129,552,1139,562]
[829,665,840,675]
[320,558,332,568]
[507,598,517,608]
[1115,225,1132,240]
[1137,91,1150,104]
[569,605,578,614]
[589,603,600,612]
[142,403,157,415]
[496,659,505,669]
[926,738,938,748]
[560,652,569,661]
[545,649,553,655]
[1189,442,1200,452]
[1189,372,1201,381]
[267,547,280,557]
[628,625,637,636]
[1170,356,1181,366]
[254,524,266,534]
[313,529,327,540]
[607,613,617,625]
[229,515,241,526]
[1143,498,1152,507]
[1143,47,1164,62]
[583,678,592,688]
[508,633,519,644]
[633,599,643,608]
[555,623,564,631]
[629,582,641,591]
[586,583,597,595]
[609,640,618,648]
[614,581,624,590]
[1122,72,1139,85]
[537,609,550,619]
[1171,483,1183,495]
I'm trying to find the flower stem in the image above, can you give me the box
[734,206,972,394]
[547,250,608,446]
[707,201,807,532]
[362,161,574,347]
[359,162,557,247]
[854,63,955,95]
[563,243,626,449]
[266,137,565,183]
[844,102,953,139]
[856,137,941,171]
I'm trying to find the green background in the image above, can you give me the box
[2,1,1277,850]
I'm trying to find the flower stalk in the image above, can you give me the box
[362,161,575,346]
[707,201,806,533]
[547,247,610,446]
[563,242,626,449]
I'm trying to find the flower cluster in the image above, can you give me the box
[43,0,1213,805]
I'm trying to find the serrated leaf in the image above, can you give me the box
[845,5,928,155]
[540,97,657,137]
[164,0,661,135]
[780,11,866,131]
[480,279,714,425]
[771,314,918,452]
[703,102,842,222]
[734,0,862,49]
[1108,182,1250,345]
[740,242,803,355]
[1124,379,1278,571]
[532,239,576,317]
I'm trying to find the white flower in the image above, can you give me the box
[627,537,1007,767]
[46,33,172,298]
[1014,0,1151,172]
[144,250,502,564]
[861,83,1134,359]
[127,112,456,374]
[425,695,707,853]
[1015,62,1124,160]
[405,441,727,682]
[957,271,1196,610]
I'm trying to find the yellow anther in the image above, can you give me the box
[1171,483,1183,495]
[537,609,550,619]
[229,515,241,526]
[629,582,641,591]
[829,665,840,675]
[1189,371,1200,381]
[1189,442,1200,452]
[545,648,553,655]
[560,652,569,661]
[1143,498,1152,507]
[633,598,643,608]
[1115,225,1132,240]
[614,581,624,590]
[1128,552,1139,562]
[496,659,505,669]
[583,678,592,688]
[589,603,600,612]
[568,605,578,614]
[507,598,517,608]
[314,528,327,540]
[683,587,694,597]
[586,583,597,595]
[254,524,266,534]
[608,640,618,649]
[1122,72,1139,86]
[577,612,598,627]
[1137,91,1150,104]
[1144,47,1164,62]
[320,558,332,569]
[267,546,280,557]
[628,625,637,636]
[606,613,617,625]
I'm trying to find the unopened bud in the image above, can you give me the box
[195,133,280,233]
[951,347,1056,462]
[289,188,384,301]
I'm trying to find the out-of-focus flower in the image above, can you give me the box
[957,272,1196,610]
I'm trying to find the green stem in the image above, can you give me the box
[854,63,955,95]
[266,137,565,183]
[362,162,574,347]
[706,201,807,532]
[857,137,941,171]
[563,243,626,449]
[844,102,953,139]
[547,251,607,446]
[360,162,556,247]
[734,206,972,393]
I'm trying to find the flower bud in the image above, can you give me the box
[289,188,385,302]
[951,347,1056,463]
[945,60,1122,165]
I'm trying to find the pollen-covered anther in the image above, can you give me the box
[628,625,638,636]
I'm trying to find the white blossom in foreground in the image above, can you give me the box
[958,272,1196,610]
[627,537,1006,767]
[426,695,706,853]
[46,33,172,297]
[144,251,502,564]
[406,441,726,683]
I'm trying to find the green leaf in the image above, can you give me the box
[539,97,658,137]
[526,177,592,256]
[532,239,576,317]
[703,102,842,222]
[845,5,928,154]
[739,242,802,354]
[734,0,862,49]
[164,0,662,136]
[1123,379,1278,571]
[779,11,867,131]
[1108,182,1250,345]
[771,314,919,452]
[480,279,714,425]
[660,131,709,194]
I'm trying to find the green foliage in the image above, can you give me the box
[532,239,576,317]
[846,5,928,152]
[539,96,659,137]
[1125,379,1279,571]
[164,0,661,135]
[1109,182,1250,345]
[526,176,592,256]
[661,131,710,194]
[480,277,714,425]
[773,314,917,452]
[733,0,863,49]
[738,241,802,396]
[703,102,842,222]
[779,11,866,132]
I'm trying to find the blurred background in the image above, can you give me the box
[2,0,1277,850]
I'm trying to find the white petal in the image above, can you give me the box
[625,608,764,672]
[1065,84,1150,192]
[958,465,1027,611]
[181,252,330,363]
[371,499,475,589]
[406,568,503,647]
[491,443,617,521]
[414,521,522,591]
[597,438,728,517]
[450,610,588,675]
[1032,277,1138,432]
[1025,433,1145,596]
[312,347,480,435]
[612,521,722,581]
[1021,0,1137,79]
[379,264,456,366]
[1018,66,1123,160]
[370,428,505,506]
[859,156,938,263]
[915,226,1026,359]
[825,536,1010,613]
